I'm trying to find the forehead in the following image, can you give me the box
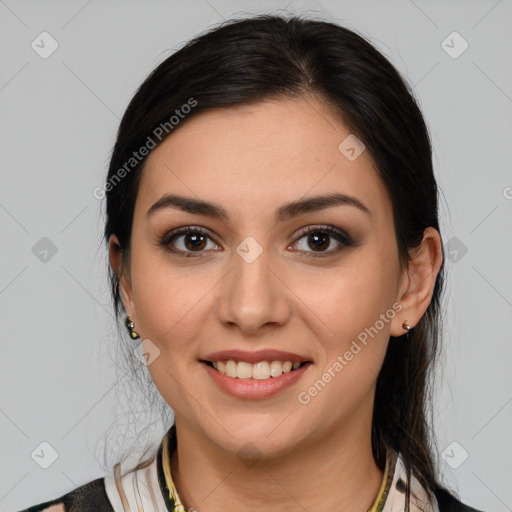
[136,95,391,225]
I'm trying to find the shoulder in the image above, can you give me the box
[16,477,113,512]
[434,485,486,512]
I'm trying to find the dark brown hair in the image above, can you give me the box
[102,13,446,507]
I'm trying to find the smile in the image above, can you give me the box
[201,359,313,400]
[204,359,310,379]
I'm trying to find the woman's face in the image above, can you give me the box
[115,95,409,457]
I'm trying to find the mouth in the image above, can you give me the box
[199,349,313,399]
[201,359,313,379]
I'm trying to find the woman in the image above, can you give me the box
[20,13,485,512]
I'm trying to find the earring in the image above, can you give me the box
[125,316,140,339]
[402,321,413,341]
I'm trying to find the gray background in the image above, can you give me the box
[1,1,511,511]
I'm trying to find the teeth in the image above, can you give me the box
[212,359,304,379]
[225,360,237,378]
[282,361,292,373]
[253,362,270,380]
[237,361,253,379]
[270,361,283,377]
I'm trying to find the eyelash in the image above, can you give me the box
[159,225,354,259]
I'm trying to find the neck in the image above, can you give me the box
[170,411,384,512]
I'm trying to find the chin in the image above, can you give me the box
[200,414,306,460]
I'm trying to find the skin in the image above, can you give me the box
[109,94,443,512]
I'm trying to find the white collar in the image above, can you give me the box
[379,449,440,512]
[104,455,170,512]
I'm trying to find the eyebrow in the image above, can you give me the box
[146,192,371,222]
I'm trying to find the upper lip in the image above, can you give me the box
[201,349,311,364]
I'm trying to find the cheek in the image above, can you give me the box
[295,253,397,344]
[129,249,218,353]
[294,264,395,416]
[128,254,215,417]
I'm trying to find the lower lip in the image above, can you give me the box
[202,362,312,400]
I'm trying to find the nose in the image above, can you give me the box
[216,246,292,335]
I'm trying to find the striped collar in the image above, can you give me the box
[105,425,439,512]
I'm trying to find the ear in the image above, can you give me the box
[109,234,136,320]
[390,227,444,337]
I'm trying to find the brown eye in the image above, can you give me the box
[305,232,330,251]
[160,227,220,257]
[291,225,354,257]
[182,232,208,251]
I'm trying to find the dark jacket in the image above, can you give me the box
[434,486,485,512]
